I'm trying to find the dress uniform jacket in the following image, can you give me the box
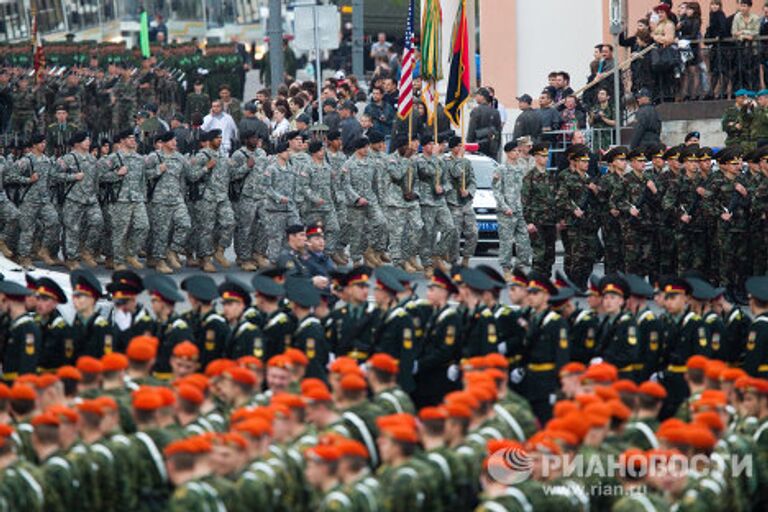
[38,311,71,371]
[3,313,40,380]
[660,309,704,419]
[327,303,378,361]
[371,305,417,393]
[291,314,328,381]
[152,314,193,378]
[415,304,463,407]
[461,304,499,358]
[260,309,294,362]
[72,312,113,359]
[566,307,599,364]
[225,316,264,360]
[744,312,768,378]
[598,310,641,380]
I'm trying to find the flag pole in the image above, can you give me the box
[434,84,439,143]
[461,104,465,144]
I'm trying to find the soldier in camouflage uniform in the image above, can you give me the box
[97,130,149,271]
[300,140,340,258]
[54,73,84,126]
[55,132,103,270]
[5,134,61,268]
[262,141,302,262]
[229,131,268,271]
[185,80,211,122]
[722,89,754,150]
[415,135,456,275]
[343,136,387,266]
[10,76,38,136]
[144,131,192,274]
[600,147,628,274]
[0,152,19,259]
[367,131,393,262]
[494,141,532,280]
[751,89,768,148]
[325,130,351,265]
[657,145,684,276]
[187,129,235,272]
[521,143,558,276]
[444,136,478,267]
[46,105,80,158]
[111,67,137,133]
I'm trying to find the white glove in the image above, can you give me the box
[649,371,662,383]
[589,357,604,365]
[329,353,337,363]
[510,367,525,384]
[447,364,460,382]
[497,342,508,355]
[412,360,419,375]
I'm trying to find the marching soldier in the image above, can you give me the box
[521,144,558,276]
[262,141,302,263]
[327,266,377,363]
[34,278,71,372]
[180,275,229,368]
[0,280,40,380]
[219,277,263,360]
[105,270,155,353]
[445,136,478,267]
[251,274,293,362]
[596,275,640,381]
[55,131,102,270]
[9,75,38,136]
[69,269,111,359]
[744,276,768,378]
[144,131,192,274]
[457,267,499,358]
[285,276,328,381]
[325,130,352,266]
[657,145,684,276]
[300,139,340,258]
[625,273,663,382]
[601,147,628,274]
[46,105,79,157]
[145,278,193,381]
[495,141,532,280]
[551,271,598,365]
[0,149,19,259]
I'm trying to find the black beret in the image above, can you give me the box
[158,131,175,143]
[354,136,370,150]
[285,130,302,141]
[29,133,46,145]
[326,129,341,141]
[391,135,409,151]
[504,141,518,152]
[207,129,222,139]
[448,136,462,149]
[308,140,324,154]
[419,134,434,146]
[68,131,88,145]
[274,141,289,153]
[368,131,385,144]
[286,224,306,236]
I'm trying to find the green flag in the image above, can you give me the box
[140,11,151,58]
[420,0,443,82]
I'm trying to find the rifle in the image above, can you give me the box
[187,151,212,202]
[146,151,163,201]
[228,148,249,201]
[57,153,81,206]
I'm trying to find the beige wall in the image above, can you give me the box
[478,0,517,106]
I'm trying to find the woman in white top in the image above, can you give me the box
[271,105,291,138]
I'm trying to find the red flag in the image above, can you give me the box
[444,0,470,127]
[32,9,45,74]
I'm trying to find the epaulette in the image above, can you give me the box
[728,309,743,323]
[266,312,289,329]
[95,316,110,328]
[298,316,321,331]
[51,317,68,329]
[638,310,655,323]
[542,311,561,326]
[11,314,34,329]
[406,298,430,310]
[481,308,493,318]
[683,311,700,326]
[574,309,591,324]
[494,305,513,319]
[437,307,457,323]
[203,313,226,325]
[171,318,188,330]
[619,312,632,323]
[704,312,718,324]
[136,309,153,323]
[236,322,257,336]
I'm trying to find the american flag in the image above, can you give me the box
[397,0,416,120]
[31,8,45,74]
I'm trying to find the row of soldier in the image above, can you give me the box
[2,266,768,509]
[514,140,768,303]
[0,127,478,276]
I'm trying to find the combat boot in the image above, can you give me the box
[187,253,199,268]
[214,247,231,268]
[155,260,173,274]
[201,257,216,273]
[64,260,80,271]
[39,248,62,266]
[432,256,449,274]
[423,265,434,278]
[364,248,382,267]
[402,260,417,273]
[461,256,471,267]
[240,260,258,271]
[114,263,127,271]
[18,257,33,270]
[126,256,144,270]
[167,250,182,269]
[0,240,13,259]
[81,251,99,269]
[103,258,114,270]
[146,257,157,269]
[409,256,424,271]
[331,253,347,266]
[254,253,271,268]
[378,252,392,263]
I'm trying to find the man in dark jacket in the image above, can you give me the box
[467,88,503,159]
[511,94,542,144]
[629,88,661,148]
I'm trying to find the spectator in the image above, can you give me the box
[382,77,399,107]
[629,88,662,148]
[271,105,290,139]
[588,89,616,150]
[288,95,305,128]
[553,71,575,108]
[201,100,239,155]
[511,93,542,144]
[706,0,730,99]
[584,45,605,107]
[467,88,503,159]
[732,0,760,90]
[387,44,401,78]
[354,91,368,121]
[537,90,561,136]
[560,95,587,133]
[364,86,395,137]
[619,18,654,95]
[487,86,508,127]
[239,102,270,142]
[650,3,677,101]
[360,113,373,137]
[678,1,703,100]
[370,32,391,60]
[339,101,363,154]
[322,99,340,132]
[760,3,768,90]
[218,84,242,124]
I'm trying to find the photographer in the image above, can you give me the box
[589,88,616,150]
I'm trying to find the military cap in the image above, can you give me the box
[599,274,629,297]
[645,143,667,160]
[628,148,646,161]
[458,267,496,291]
[531,143,549,157]
[70,269,102,299]
[339,100,356,112]
[24,274,38,290]
[734,89,751,97]
[180,274,218,302]
[285,130,302,141]
[218,277,252,307]
[503,140,518,152]
[549,285,576,305]
[135,110,149,119]
[323,98,338,108]
[429,268,458,295]
[604,146,629,163]
[147,279,183,304]
[660,276,692,296]
[419,134,434,146]
[55,104,67,112]
[347,266,372,287]
[553,270,578,290]
[244,102,259,113]
[29,133,46,145]
[274,140,289,153]
[284,276,321,308]
[251,274,284,298]
[305,223,324,238]
[368,131,385,144]
[684,131,701,142]
[527,271,557,295]
[308,140,324,154]
[475,264,506,289]
[635,88,651,98]
[35,277,67,304]
[156,131,174,143]
[296,113,311,125]
[68,131,88,145]
[569,145,590,161]
[624,273,654,299]
[747,276,768,302]
[663,145,682,160]
[107,269,143,296]
[716,147,741,165]
[679,146,699,162]
[509,268,529,287]
[198,130,213,142]
[326,129,341,141]
[374,267,405,294]
[0,280,32,299]
[698,146,714,160]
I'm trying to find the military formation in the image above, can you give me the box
[0,255,766,510]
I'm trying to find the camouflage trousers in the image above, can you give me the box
[62,200,103,260]
[658,220,678,276]
[17,201,59,258]
[99,203,113,259]
[719,227,749,292]
[0,198,19,246]
[334,201,351,254]
[498,212,531,270]
[385,204,424,264]
[675,228,706,275]
[303,208,340,255]
[264,208,301,262]
[529,224,556,276]
[192,199,235,258]
[232,197,260,261]
[148,202,191,259]
[601,214,624,274]
[419,204,456,266]
[754,221,768,276]
[109,201,149,264]
[448,203,478,262]
[565,222,596,289]
[10,113,36,136]
[348,204,387,261]
[621,222,655,279]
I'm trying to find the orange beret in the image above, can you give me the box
[76,356,104,374]
[483,368,507,382]
[284,348,309,367]
[553,400,579,418]
[380,424,419,444]
[219,432,248,450]
[302,386,333,403]
[638,381,668,399]
[132,390,164,411]
[0,383,9,399]
[704,360,727,381]
[444,391,480,410]
[31,411,60,427]
[232,417,273,438]
[36,374,60,390]
[574,393,601,407]
[611,379,639,394]
[483,353,510,370]
[272,393,306,410]
[558,412,590,440]
[172,341,199,359]
[156,386,176,407]
[418,406,447,421]
[300,378,328,394]
[594,385,619,402]
[94,396,118,411]
[10,383,36,401]
[686,355,709,371]
[487,439,524,456]
[462,356,487,371]
[525,437,562,456]
[693,411,725,433]
[580,363,617,384]
[164,439,196,457]
[205,359,237,377]
[657,417,687,435]
[607,399,632,421]
[335,438,369,459]
[56,365,82,381]
[559,361,587,377]
[224,367,258,386]
[620,448,647,474]
[101,353,129,372]
[328,356,358,374]
[340,373,368,391]
[306,444,342,462]
[700,389,727,405]
[130,335,159,350]
[376,413,418,430]
[126,338,157,362]
[583,402,612,418]
[267,354,293,369]
[444,402,473,419]
[237,356,264,369]
[367,353,399,374]
[0,424,13,438]
[77,400,105,416]
[720,368,748,383]
[177,384,204,405]
[47,405,79,424]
